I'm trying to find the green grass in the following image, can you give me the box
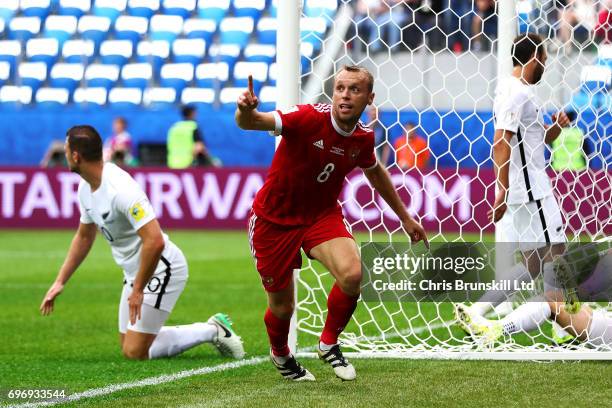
[0,230,610,407]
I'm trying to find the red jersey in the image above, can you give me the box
[252,103,376,226]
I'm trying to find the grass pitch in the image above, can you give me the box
[0,230,610,407]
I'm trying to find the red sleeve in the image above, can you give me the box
[358,135,377,169]
[272,104,314,138]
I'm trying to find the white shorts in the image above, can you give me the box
[118,242,188,334]
[586,309,612,348]
[499,195,566,251]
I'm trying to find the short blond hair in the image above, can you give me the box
[337,65,374,93]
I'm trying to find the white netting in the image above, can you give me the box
[295,0,612,358]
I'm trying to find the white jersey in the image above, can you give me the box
[494,76,553,205]
[78,163,173,279]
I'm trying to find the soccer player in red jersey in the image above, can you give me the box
[236,65,428,381]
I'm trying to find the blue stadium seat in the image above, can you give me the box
[233,61,267,91]
[100,40,133,66]
[269,0,278,18]
[219,87,242,110]
[516,0,534,34]
[50,63,84,91]
[0,0,18,21]
[121,63,153,89]
[172,38,206,65]
[9,17,42,41]
[0,85,33,106]
[21,0,52,19]
[0,41,22,70]
[127,0,159,19]
[18,62,47,91]
[73,87,108,105]
[150,14,183,44]
[58,0,91,17]
[62,39,95,63]
[300,17,327,50]
[233,0,265,19]
[0,19,5,38]
[300,42,314,74]
[256,17,276,45]
[259,85,276,111]
[0,62,11,87]
[85,64,120,89]
[219,17,254,47]
[208,44,241,72]
[580,65,611,95]
[108,87,143,108]
[597,44,612,70]
[36,87,70,108]
[43,16,78,45]
[162,0,196,19]
[144,87,177,108]
[183,18,216,42]
[197,0,230,24]
[26,38,60,67]
[195,62,228,87]
[160,63,194,92]
[78,16,112,46]
[181,87,215,107]
[136,40,169,76]
[304,0,337,18]
[115,16,149,44]
[244,44,275,64]
[93,0,127,23]
[268,62,277,86]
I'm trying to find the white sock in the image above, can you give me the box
[475,263,531,313]
[319,341,335,352]
[148,323,217,359]
[500,302,551,335]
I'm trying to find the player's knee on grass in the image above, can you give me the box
[122,343,149,360]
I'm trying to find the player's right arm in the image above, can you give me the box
[235,75,276,131]
[40,222,97,315]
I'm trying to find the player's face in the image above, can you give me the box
[531,49,547,84]
[332,71,374,125]
[64,139,80,174]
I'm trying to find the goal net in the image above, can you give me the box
[289,0,612,359]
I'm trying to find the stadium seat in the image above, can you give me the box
[269,0,278,18]
[85,64,120,89]
[50,63,84,91]
[43,15,78,45]
[93,0,127,23]
[62,39,95,63]
[26,38,60,66]
[100,40,133,66]
[208,44,241,71]
[127,0,159,19]
[233,61,267,90]
[259,85,276,111]
[195,62,228,87]
[18,62,47,91]
[303,0,337,18]
[0,85,33,105]
[0,0,18,21]
[172,38,206,65]
[73,87,107,105]
[162,0,196,19]
[0,62,11,87]
[233,0,265,19]
[115,16,149,44]
[244,44,275,64]
[36,87,70,108]
[183,18,216,42]
[108,87,143,107]
[9,17,42,41]
[219,17,254,47]
[21,0,52,18]
[197,0,229,24]
[516,0,534,34]
[159,62,194,92]
[268,62,277,85]
[0,41,22,69]
[181,86,215,106]
[301,42,314,73]
[136,40,170,74]
[300,17,327,49]
[597,44,612,70]
[143,87,177,108]
[121,62,153,89]
[149,14,184,44]
[580,65,612,94]
[256,17,276,45]
[219,87,242,110]
[78,16,112,46]
[58,0,91,17]
[0,19,5,38]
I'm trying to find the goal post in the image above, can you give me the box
[284,0,611,359]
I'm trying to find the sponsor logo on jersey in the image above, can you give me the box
[313,139,324,149]
[130,203,146,222]
[331,146,344,156]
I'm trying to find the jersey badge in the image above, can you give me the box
[349,147,361,161]
[130,203,146,222]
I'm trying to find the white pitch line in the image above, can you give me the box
[6,357,267,408]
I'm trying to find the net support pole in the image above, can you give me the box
[277,0,301,354]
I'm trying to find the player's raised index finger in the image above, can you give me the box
[248,75,254,96]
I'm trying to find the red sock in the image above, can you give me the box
[264,308,291,357]
[320,284,358,345]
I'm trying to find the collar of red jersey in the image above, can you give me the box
[330,113,356,137]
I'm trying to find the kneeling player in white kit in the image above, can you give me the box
[40,125,245,360]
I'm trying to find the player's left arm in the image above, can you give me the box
[363,162,428,246]
[545,111,571,145]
